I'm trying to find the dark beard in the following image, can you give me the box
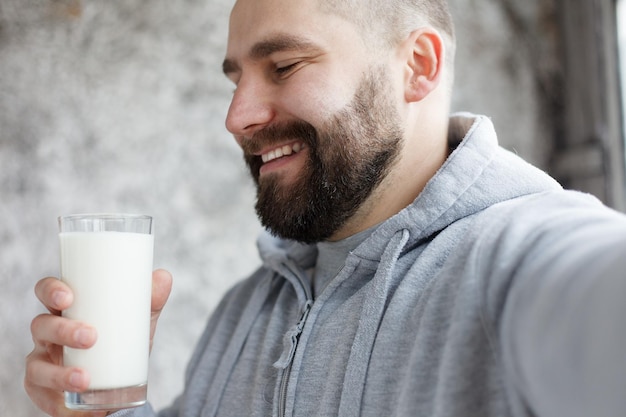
[243,67,403,243]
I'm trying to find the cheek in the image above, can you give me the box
[281,72,355,123]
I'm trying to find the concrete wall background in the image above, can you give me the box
[0,0,559,415]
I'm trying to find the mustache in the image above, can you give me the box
[240,121,318,156]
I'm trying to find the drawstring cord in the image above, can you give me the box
[337,229,410,417]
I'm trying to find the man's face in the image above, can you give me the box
[223,0,404,243]
[244,67,402,243]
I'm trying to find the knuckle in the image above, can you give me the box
[23,357,41,388]
[34,277,55,298]
[32,313,79,346]
[53,318,74,343]
[30,314,47,341]
[35,277,68,311]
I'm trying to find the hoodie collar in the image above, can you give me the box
[352,113,561,261]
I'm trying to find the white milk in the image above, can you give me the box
[60,231,154,390]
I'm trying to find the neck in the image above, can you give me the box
[329,111,450,242]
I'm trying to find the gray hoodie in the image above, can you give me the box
[117,113,626,417]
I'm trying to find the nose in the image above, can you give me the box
[225,76,275,139]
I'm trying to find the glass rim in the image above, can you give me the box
[58,213,152,222]
[58,213,153,234]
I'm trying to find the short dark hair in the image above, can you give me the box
[319,0,455,49]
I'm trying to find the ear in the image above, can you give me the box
[403,29,444,103]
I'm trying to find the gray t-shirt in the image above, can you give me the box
[313,226,378,298]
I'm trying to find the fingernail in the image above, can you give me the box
[69,371,85,389]
[51,290,66,308]
[74,328,96,347]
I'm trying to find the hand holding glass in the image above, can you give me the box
[58,214,154,410]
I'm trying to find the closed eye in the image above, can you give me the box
[274,61,302,77]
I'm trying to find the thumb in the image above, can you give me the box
[151,269,173,315]
[149,269,172,349]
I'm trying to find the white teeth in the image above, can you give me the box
[261,143,304,163]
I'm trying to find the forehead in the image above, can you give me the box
[229,0,318,32]
[226,0,359,59]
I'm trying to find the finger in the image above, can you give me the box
[151,269,173,315]
[31,314,97,350]
[24,352,109,417]
[34,277,74,314]
[149,269,172,349]
[25,351,90,393]
[23,382,72,417]
[24,384,106,417]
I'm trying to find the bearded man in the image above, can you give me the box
[25,0,626,416]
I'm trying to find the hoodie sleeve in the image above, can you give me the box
[107,402,161,417]
[499,196,626,417]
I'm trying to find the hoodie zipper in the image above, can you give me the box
[278,300,312,417]
[278,363,291,417]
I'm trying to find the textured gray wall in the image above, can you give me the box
[0,0,559,416]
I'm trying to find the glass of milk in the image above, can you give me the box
[58,213,154,411]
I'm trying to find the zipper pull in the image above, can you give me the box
[273,301,313,369]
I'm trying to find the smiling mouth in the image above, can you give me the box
[261,142,305,164]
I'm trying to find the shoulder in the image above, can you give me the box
[454,190,626,315]
[472,190,625,245]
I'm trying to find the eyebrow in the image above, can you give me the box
[222,34,322,76]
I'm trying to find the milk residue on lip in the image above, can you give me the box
[60,231,154,390]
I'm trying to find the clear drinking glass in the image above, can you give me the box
[58,213,154,410]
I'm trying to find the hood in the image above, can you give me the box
[353,112,562,262]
